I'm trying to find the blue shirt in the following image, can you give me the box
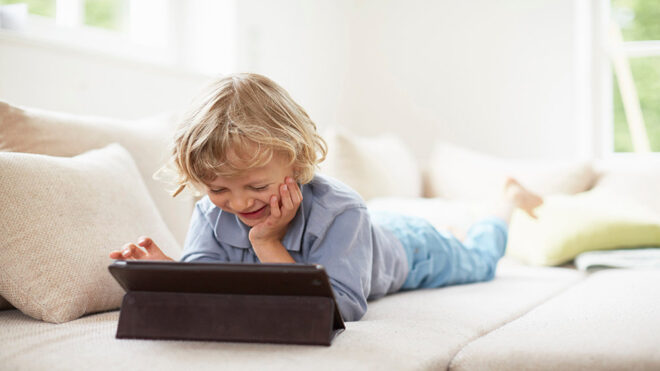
[180,173,409,321]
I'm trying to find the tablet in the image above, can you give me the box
[108,260,345,329]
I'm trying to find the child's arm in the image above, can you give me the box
[307,207,374,322]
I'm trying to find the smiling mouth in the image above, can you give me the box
[238,205,267,219]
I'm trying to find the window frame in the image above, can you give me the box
[0,0,237,75]
[0,0,180,69]
[594,0,660,156]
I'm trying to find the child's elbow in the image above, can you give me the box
[335,292,368,322]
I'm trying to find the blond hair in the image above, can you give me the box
[168,73,327,196]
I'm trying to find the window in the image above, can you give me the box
[0,0,55,18]
[1,0,129,33]
[0,0,170,57]
[610,0,660,152]
[0,0,235,74]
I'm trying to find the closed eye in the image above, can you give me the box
[250,185,270,191]
[210,188,227,194]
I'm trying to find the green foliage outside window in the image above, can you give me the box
[0,0,128,31]
[613,0,660,41]
[0,0,55,18]
[83,0,127,32]
[612,0,660,152]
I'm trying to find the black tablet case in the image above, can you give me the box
[108,261,345,346]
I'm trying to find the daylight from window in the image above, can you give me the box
[2,0,658,153]
[611,0,660,152]
[0,0,167,47]
[1,0,126,30]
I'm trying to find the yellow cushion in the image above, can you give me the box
[506,191,660,266]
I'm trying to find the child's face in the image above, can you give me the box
[204,153,295,227]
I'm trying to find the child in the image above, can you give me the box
[109,73,542,322]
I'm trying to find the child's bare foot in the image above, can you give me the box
[503,177,544,219]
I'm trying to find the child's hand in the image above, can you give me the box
[249,177,302,247]
[109,237,174,261]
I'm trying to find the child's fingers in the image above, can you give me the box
[119,244,133,259]
[109,250,124,259]
[280,183,294,210]
[286,177,301,205]
[138,237,152,248]
[121,243,145,259]
[138,236,160,254]
[129,245,146,259]
[269,195,281,217]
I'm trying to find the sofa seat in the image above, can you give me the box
[449,268,660,371]
[3,101,658,370]
[0,259,584,371]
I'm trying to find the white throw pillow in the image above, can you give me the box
[0,101,193,246]
[0,144,181,323]
[425,142,596,200]
[319,128,422,200]
[592,156,660,217]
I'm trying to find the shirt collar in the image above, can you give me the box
[216,183,312,252]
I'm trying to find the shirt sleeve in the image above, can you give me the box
[180,203,230,263]
[308,207,373,322]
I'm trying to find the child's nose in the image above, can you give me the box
[229,195,254,211]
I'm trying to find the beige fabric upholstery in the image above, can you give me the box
[0,144,181,323]
[425,142,596,199]
[0,260,584,370]
[593,157,660,216]
[1,100,655,369]
[0,101,194,245]
[450,269,660,371]
[319,128,422,200]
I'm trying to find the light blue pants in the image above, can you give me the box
[371,212,508,290]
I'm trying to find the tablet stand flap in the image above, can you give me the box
[116,291,339,346]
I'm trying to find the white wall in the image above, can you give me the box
[0,32,210,120]
[346,0,586,161]
[234,0,354,139]
[235,0,592,162]
[0,0,593,162]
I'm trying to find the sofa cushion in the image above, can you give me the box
[0,259,584,370]
[506,191,660,266]
[425,142,596,199]
[0,144,181,323]
[319,128,422,200]
[0,101,192,246]
[594,156,660,216]
[449,269,660,370]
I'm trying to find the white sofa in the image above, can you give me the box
[1,101,659,370]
